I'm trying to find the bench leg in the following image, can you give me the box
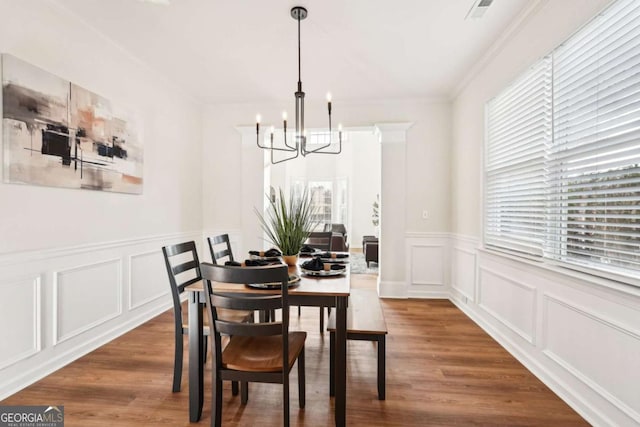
[329,331,335,396]
[377,335,386,400]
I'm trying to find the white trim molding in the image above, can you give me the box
[0,231,200,401]
[0,276,41,370]
[404,232,451,299]
[53,258,123,345]
[128,249,170,311]
[374,122,413,144]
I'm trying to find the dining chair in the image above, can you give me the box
[201,263,306,427]
[162,241,253,393]
[304,231,334,331]
[208,233,276,321]
[207,233,234,264]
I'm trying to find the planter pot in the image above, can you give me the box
[282,254,299,266]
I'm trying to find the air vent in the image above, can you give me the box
[465,0,494,19]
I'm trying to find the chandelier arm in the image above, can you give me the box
[256,128,296,151]
[283,128,297,150]
[304,141,342,155]
[302,136,342,154]
[301,108,334,154]
[302,117,342,155]
[271,142,300,164]
[256,127,269,149]
[268,146,298,152]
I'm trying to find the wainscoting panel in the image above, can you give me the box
[0,277,41,370]
[451,245,476,302]
[129,250,169,310]
[543,295,640,422]
[0,231,201,401]
[404,233,450,298]
[410,245,444,285]
[478,266,536,344]
[54,259,122,345]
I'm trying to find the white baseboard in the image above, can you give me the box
[378,280,407,298]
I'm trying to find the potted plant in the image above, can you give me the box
[256,187,318,266]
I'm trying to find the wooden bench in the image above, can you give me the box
[327,288,388,400]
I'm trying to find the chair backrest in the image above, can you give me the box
[306,231,333,251]
[162,241,202,322]
[207,234,234,265]
[200,263,291,371]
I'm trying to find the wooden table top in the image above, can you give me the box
[186,263,351,297]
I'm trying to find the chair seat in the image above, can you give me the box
[222,331,306,372]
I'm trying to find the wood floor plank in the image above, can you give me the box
[1,274,588,426]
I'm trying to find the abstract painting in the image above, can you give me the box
[2,54,143,194]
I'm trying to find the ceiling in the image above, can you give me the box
[53,0,532,104]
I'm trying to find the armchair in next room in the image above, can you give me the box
[323,223,349,252]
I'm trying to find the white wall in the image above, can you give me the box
[0,0,203,398]
[202,99,451,291]
[347,131,380,248]
[450,0,640,425]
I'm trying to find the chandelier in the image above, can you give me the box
[255,6,342,165]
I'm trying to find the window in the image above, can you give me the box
[308,181,333,230]
[291,178,349,231]
[485,57,551,257]
[485,0,640,283]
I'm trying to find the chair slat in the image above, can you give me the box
[216,319,283,337]
[172,259,199,275]
[212,293,282,311]
[201,262,288,284]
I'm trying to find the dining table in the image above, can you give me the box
[185,261,351,426]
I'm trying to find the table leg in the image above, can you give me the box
[334,296,347,427]
[188,291,204,422]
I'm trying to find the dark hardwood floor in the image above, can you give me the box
[2,274,588,426]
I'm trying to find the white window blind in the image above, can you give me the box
[485,57,552,257]
[549,0,640,276]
